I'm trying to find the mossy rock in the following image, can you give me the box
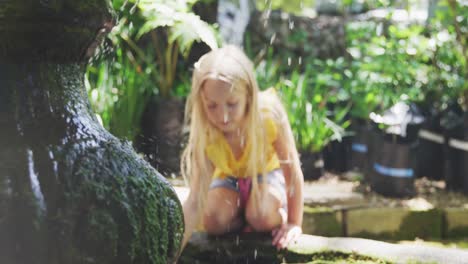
[0,1,184,261]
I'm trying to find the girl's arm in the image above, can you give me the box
[179,166,202,256]
[274,127,304,226]
[181,188,199,249]
[272,118,304,248]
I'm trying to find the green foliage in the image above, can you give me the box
[255,51,350,153]
[136,0,219,98]
[86,48,154,141]
[256,0,316,14]
[428,0,468,109]
[86,0,219,141]
[345,20,434,118]
[342,0,467,114]
[279,60,350,153]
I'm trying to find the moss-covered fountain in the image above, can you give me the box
[0,1,183,263]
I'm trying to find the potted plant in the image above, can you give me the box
[278,60,350,180]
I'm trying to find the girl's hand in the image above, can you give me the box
[271,223,302,250]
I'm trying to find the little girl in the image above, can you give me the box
[180,45,304,251]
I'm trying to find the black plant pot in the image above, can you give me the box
[370,134,418,198]
[417,112,444,180]
[350,119,379,182]
[300,151,324,180]
[444,111,468,193]
[0,2,183,263]
[440,104,465,192]
[323,136,352,173]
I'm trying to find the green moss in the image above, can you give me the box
[283,250,392,263]
[182,247,393,264]
[349,209,444,241]
[0,61,183,263]
[69,138,184,263]
[303,206,342,236]
[398,209,444,240]
[304,206,335,214]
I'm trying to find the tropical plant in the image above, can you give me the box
[251,41,350,153]
[86,47,155,140]
[135,0,219,98]
[86,0,219,141]
[270,59,350,153]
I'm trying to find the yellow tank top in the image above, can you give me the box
[205,117,280,179]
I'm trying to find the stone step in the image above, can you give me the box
[180,232,468,264]
[303,205,468,240]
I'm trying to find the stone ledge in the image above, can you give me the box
[180,232,468,264]
[304,206,468,240]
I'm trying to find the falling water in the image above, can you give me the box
[27,149,46,212]
[269,33,276,45]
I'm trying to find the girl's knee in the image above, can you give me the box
[245,208,281,231]
[203,213,242,235]
[203,207,241,235]
[245,197,283,231]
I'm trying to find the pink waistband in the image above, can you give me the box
[237,178,252,208]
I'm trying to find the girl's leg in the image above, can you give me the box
[245,185,286,231]
[245,171,287,232]
[203,187,243,235]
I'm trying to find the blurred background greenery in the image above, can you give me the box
[85,0,467,177]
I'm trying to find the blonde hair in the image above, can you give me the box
[181,45,301,217]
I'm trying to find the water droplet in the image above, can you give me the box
[27,149,46,212]
[269,33,276,45]
[16,123,24,137]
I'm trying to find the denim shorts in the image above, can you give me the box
[209,169,287,209]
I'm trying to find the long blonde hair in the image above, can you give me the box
[181,45,301,215]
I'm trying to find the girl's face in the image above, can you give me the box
[201,78,248,134]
